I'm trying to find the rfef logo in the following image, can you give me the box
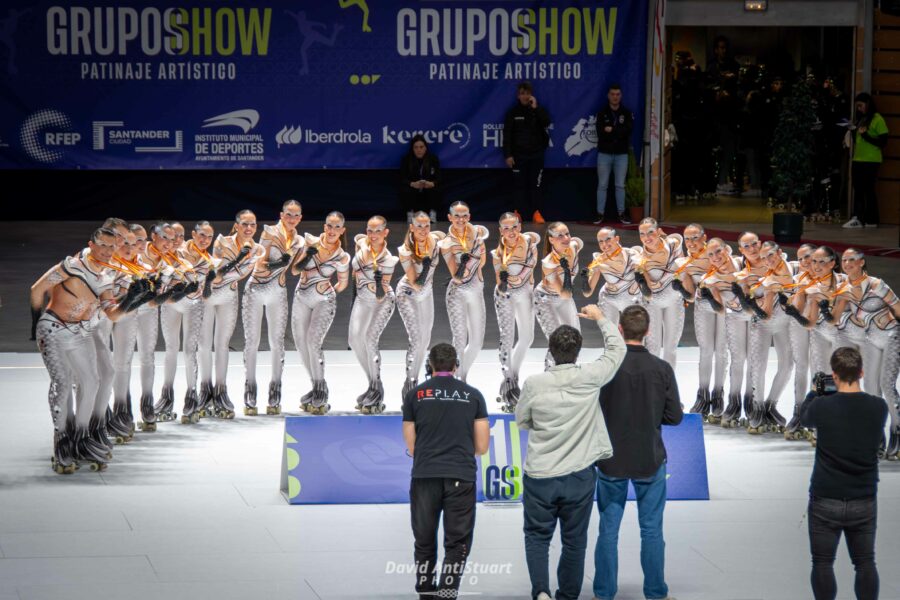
[19,109,79,164]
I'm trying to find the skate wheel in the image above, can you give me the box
[115,436,126,444]
[243,407,257,416]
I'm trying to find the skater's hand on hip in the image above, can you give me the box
[578,304,605,321]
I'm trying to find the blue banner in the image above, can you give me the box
[280,414,709,504]
[0,1,647,169]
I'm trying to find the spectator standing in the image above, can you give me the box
[402,343,490,599]
[503,80,552,224]
[800,347,887,600]
[595,84,635,225]
[516,306,626,600]
[593,305,683,600]
[400,133,442,224]
[843,93,890,229]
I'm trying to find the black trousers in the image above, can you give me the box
[808,495,879,600]
[851,161,880,225]
[410,477,476,598]
[512,152,545,215]
[400,187,442,214]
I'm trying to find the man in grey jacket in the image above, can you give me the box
[515,304,626,600]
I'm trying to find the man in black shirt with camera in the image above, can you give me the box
[403,343,489,599]
[800,347,887,600]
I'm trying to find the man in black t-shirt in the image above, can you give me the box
[800,347,887,600]
[402,343,489,599]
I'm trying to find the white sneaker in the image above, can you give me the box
[429,209,437,222]
[537,593,552,600]
[842,217,862,229]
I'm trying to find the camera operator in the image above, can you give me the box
[800,347,887,600]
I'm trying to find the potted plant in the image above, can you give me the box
[770,80,815,243]
[625,149,646,223]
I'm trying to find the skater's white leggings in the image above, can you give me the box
[161,297,204,394]
[36,313,91,434]
[199,285,239,388]
[112,313,138,410]
[725,312,751,399]
[242,279,289,387]
[810,325,840,375]
[135,306,158,402]
[446,277,485,381]
[349,288,396,383]
[645,286,685,369]
[597,290,640,326]
[861,325,900,429]
[534,282,579,370]
[749,308,793,405]
[694,302,727,393]
[91,328,115,423]
[494,284,534,383]
[788,319,811,406]
[396,279,434,383]
[292,284,337,384]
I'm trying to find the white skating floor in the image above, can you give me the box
[1,347,899,600]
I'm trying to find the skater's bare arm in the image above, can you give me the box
[30,263,67,309]
[474,419,489,455]
[583,268,602,297]
[402,422,416,456]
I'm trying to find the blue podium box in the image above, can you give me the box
[280,413,709,504]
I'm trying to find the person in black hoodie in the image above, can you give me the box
[399,134,442,223]
[595,84,634,225]
[503,80,551,224]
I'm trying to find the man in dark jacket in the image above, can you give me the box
[592,305,682,600]
[800,347,886,600]
[595,84,634,225]
[503,80,551,224]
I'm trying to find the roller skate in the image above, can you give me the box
[266,381,282,415]
[51,429,78,474]
[784,403,807,440]
[689,389,711,421]
[359,378,385,414]
[401,378,418,402]
[884,427,900,461]
[107,402,133,444]
[212,383,235,419]
[746,399,767,434]
[181,388,201,424]
[75,425,109,472]
[198,381,214,418]
[89,414,114,457]
[356,382,374,411]
[153,384,177,422]
[243,380,258,416]
[496,377,520,413]
[707,388,724,424]
[720,393,742,428]
[138,392,157,432]
[739,393,753,428]
[763,399,786,433]
[301,380,330,415]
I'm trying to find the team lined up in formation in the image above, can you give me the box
[30,200,900,473]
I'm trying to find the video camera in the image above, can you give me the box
[812,371,837,396]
